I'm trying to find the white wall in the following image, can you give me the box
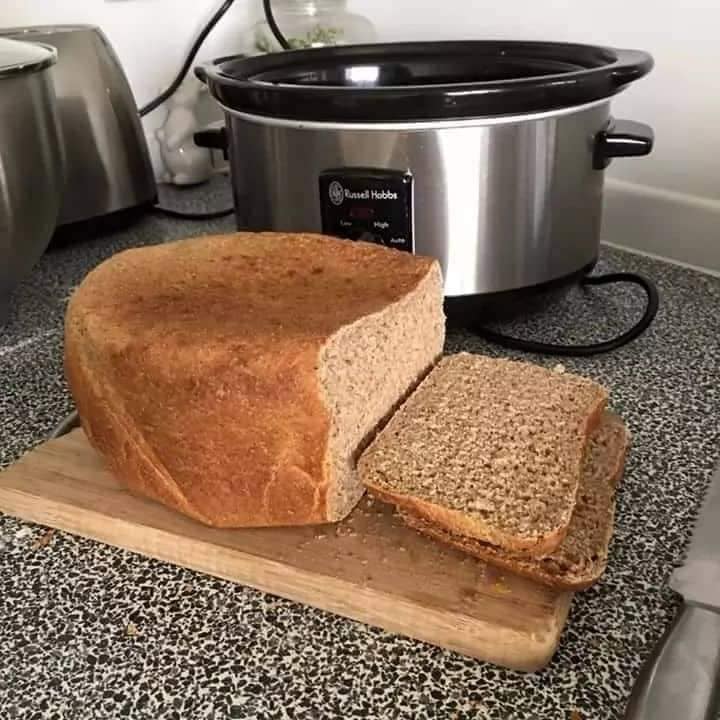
[358,0,720,202]
[1,0,718,269]
[355,0,720,271]
[0,0,254,128]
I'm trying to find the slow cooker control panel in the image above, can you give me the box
[319,169,413,253]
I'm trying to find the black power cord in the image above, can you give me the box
[49,410,80,440]
[151,205,235,221]
[138,0,237,118]
[143,0,290,221]
[263,0,291,49]
[473,272,659,356]
[141,0,237,219]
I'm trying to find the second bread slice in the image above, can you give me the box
[359,353,608,556]
[400,413,630,590]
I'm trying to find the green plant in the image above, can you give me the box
[255,25,344,53]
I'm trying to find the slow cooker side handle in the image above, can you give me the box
[194,61,232,160]
[593,119,654,170]
[195,65,209,84]
[194,125,229,160]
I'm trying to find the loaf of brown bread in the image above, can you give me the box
[400,413,630,589]
[359,353,608,556]
[64,232,445,527]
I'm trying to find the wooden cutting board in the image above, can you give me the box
[0,429,573,671]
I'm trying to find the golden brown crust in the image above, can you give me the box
[64,232,438,527]
[366,482,570,556]
[400,414,631,590]
[402,512,596,590]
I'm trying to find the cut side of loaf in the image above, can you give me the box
[64,232,445,527]
[400,413,630,590]
[359,353,608,556]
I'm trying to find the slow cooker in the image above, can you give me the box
[197,41,654,299]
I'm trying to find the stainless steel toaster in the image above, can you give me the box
[1,24,156,227]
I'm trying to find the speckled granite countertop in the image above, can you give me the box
[1,178,719,720]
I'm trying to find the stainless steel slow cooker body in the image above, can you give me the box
[223,101,612,297]
[0,38,64,328]
[199,41,655,297]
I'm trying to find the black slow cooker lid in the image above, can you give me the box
[199,41,653,123]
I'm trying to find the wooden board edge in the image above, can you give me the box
[0,483,570,672]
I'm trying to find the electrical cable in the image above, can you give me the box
[143,0,236,216]
[49,411,80,440]
[263,0,291,49]
[473,272,659,356]
[151,204,235,220]
[141,0,289,219]
[138,0,236,117]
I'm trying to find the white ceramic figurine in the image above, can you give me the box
[156,78,213,185]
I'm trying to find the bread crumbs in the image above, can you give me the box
[31,529,55,550]
[492,577,511,595]
[125,622,139,637]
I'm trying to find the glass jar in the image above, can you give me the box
[247,0,376,54]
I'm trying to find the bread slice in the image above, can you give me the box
[359,353,608,556]
[400,413,630,590]
[64,232,445,527]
